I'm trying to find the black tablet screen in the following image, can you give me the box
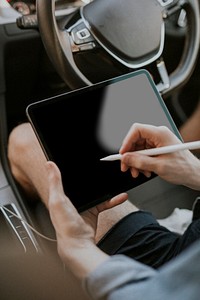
[26,70,179,212]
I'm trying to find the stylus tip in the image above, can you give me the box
[100,154,122,161]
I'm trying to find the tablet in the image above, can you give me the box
[26,69,180,212]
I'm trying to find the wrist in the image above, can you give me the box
[184,155,200,190]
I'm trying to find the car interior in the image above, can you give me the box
[1,0,200,299]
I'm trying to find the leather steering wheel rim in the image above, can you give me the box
[36,0,200,95]
[36,0,92,90]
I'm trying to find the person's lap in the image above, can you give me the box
[98,206,200,269]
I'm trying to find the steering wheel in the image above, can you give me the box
[36,0,200,96]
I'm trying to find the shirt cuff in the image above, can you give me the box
[83,254,156,299]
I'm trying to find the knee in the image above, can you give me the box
[7,123,34,164]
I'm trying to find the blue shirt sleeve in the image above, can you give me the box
[84,240,200,300]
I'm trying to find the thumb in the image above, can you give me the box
[46,161,65,206]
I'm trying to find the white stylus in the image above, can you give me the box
[100,140,200,161]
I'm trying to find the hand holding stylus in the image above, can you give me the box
[100,123,200,190]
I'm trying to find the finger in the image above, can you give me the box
[47,161,65,200]
[143,170,152,178]
[139,170,152,178]
[107,193,128,207]
[121,156,140,177]
[123,153,155,172]
[46,161,76,223]
[120,123,156,153]
[120,160,129,172]
[97,193,128,213]
[130,168,140,178]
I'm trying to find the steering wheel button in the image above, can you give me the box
[71,28,94,45]
[79,42,96,51]
[77,28,91,40]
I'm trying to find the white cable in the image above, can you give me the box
[1,205,57,242]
